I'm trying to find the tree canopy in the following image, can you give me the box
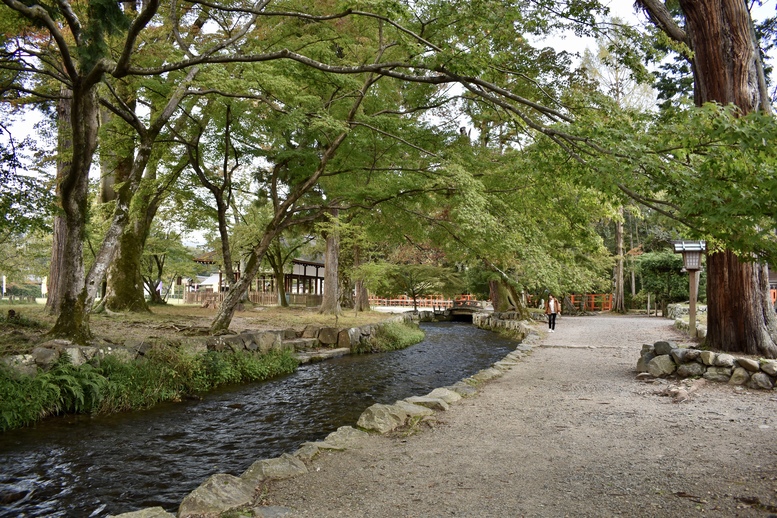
[0,0,775,353]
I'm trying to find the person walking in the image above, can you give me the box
[545,294,561,332]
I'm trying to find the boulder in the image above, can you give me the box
[357,403,408,433]
[653,341,676,356]
[109,506,176,518]
[700,351,717,366]
[80,346,100,361]
[703,366,733,383]
[293,443,321,461]
[257,332,281,353]
[427,387,462,404]
[238,332,258,351]
[206,336,229,352]
[676,362,705,378]
[736,358,760,372]
[393,400,435,419]
[2,354,37,376]
[321,426,370,449]
[748,372,774,390]
[471,367,503,383]
[178,473,256,518]
[404,396,450,411]
[282,328,297,339]
[31,346,60,369]
[684,349,702,362]
[337,328,361,348]
[318,327,340,346]
[222,335,246,353]
[301,325,321,338]
[759,360,777,377]
[647,355,676,377]
[636,352,656,373]
[714,353,736,368]
[447,382,478,397]
[728,367,750,385]
[242,453,307,484]
[63,347,87,367]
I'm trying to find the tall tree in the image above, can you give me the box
[638,0,777,357]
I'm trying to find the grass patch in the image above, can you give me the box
[353,321,425,353]
[0,347,298,432]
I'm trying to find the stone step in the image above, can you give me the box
[295,347,350,364]
[283,338,319,352]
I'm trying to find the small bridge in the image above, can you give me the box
[448,299,487,322]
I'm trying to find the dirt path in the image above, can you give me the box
[263,314,777,517]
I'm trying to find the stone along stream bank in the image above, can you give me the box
[0,320,528,518]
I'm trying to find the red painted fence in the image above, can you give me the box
[568,294,613,312]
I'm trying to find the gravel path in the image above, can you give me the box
[263,314,777,517]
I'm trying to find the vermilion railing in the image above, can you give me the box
[568,293,613,312]
[368,296,454,308]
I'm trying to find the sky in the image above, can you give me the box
[536,1,777,89]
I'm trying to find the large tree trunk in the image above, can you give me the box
[48,84,100,341]
[103,223,151,312]
[101,110,151,313]
[706,252,777,356]
[677,0,777,357]
[489,279,518,313]
[46,88,71,315]
[211,230,277,333]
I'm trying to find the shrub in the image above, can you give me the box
[0,353,108,431]
[0,346,299,431]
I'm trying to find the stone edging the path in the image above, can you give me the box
[109,317,541,518]
[637,340,777,390]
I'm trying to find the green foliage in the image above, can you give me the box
[0,128,54,245]
[636,250,688,306]
[573,102,777,263]
[79,0,130,70]
[0,353,107,431]
[354,321,425,353]
[0,347,298,431]
[358,262,464,308]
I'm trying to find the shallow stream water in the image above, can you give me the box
[0,322,518,517]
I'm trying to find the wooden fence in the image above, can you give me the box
[368,296,454,309]
[184,291,321,307]
[568,293,613,312]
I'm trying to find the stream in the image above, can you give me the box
[0,322,518,517]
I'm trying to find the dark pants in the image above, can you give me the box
[548,313,557,330]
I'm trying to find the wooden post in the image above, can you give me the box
[689,270,699,338]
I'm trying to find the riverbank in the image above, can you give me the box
[0,304,402,356]
[258,314,777,517]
